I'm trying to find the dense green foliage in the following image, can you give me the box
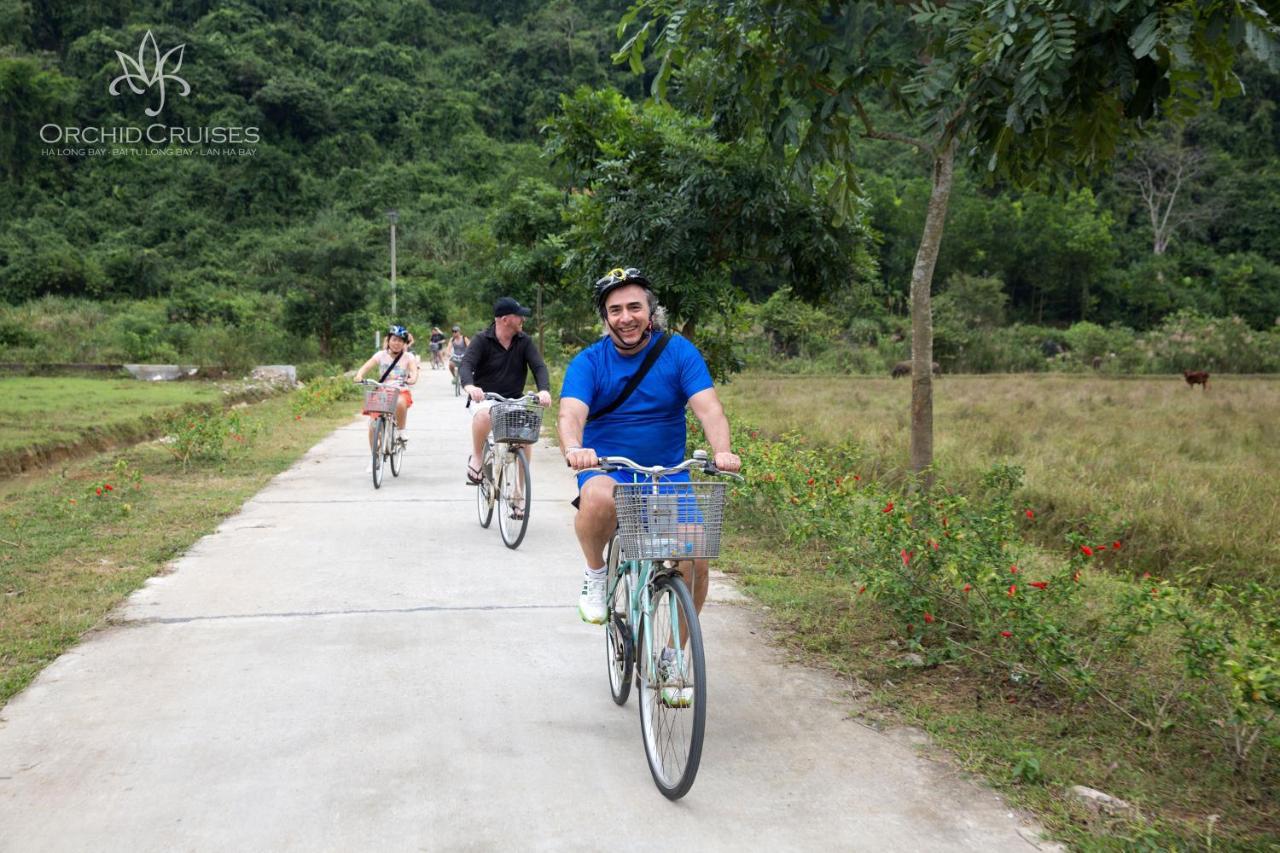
[1,1,1278,373]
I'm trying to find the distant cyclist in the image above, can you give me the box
[354,325,419,449]
[459,297,551,484]
[559,268,740,624]
[447,325,470,380]
[429,327,446,370]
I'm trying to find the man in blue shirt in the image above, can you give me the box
[559,268,741,624]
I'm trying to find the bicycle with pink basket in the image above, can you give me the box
[357,379,406,489]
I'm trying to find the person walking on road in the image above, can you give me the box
[459,297,551,484]
[557,268,741,624]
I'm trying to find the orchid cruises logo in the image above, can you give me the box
[109,30,191,117]
[39,28,259,157]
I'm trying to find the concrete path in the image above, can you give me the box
[0,367,1053,852]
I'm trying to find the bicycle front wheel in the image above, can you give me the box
[605,536,633,706]
[371,418,385,489]
[389,422,404,477]
[496,445,530,549]
[452,370,461,397]
[637,572,706,800]
[476,443,495,528]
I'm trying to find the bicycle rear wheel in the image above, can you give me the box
[390,422,404,477]
[496,445,530,549]
[371,418,385,489]
[476,442,495,528]
[637,572,706,800]
[605,536,633,705]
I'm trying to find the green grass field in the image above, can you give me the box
[720,373,1280,591]
[0,377,221,458]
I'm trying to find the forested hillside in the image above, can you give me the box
[1,0,1277,373]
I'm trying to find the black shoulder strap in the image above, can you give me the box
[378,351,403,384]
[587,332,670,424]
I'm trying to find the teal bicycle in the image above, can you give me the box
[590,451,741,800]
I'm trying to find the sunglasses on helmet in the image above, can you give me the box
[595,267,644,288]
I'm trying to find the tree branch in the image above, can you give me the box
[852,93,931,154]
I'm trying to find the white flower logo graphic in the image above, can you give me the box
[108,30,191,117]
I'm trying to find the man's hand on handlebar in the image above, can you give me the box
[465,385,484,403]
[564,447,599,471]
[536,390,552,407]
[713,451,742,474]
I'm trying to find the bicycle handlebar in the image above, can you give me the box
[355,379,403,389]
[583,451,744,481]
[482,392,540,404]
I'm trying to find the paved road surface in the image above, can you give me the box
[0,367,1054,851]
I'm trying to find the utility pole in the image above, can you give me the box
[386,209,399,317]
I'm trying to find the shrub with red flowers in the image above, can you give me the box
[724,416,1279,776]
[163,409,257,469]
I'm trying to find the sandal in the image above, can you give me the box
[466,458,483,485]
[509,505,525,520]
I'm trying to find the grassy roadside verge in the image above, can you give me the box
[0,377,286,477]
[711,385,1278,848]
[0,387,359,708]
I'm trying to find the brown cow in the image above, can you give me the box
[891,360,941,378]
[1183,370,1210,390]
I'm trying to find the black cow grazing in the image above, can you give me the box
[891,360,940,378]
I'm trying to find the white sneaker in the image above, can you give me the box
[657,647,693,708]
[578,573,607,624]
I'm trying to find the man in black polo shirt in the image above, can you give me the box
[459,296,552,484]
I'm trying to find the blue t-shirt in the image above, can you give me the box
[560,332,714,467]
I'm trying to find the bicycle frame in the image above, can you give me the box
[610,552,689,685]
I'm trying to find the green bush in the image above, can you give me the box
[1138,310,1280,373]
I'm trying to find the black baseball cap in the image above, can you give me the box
[494,297,532,317]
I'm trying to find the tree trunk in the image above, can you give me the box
[909,141,955,487]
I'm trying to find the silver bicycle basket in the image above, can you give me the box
[363,386,400,415]
[613,481,727,561]
[490,401,543,444]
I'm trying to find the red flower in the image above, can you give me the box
[963,583,971,594]
[295,415,302,421]
[95,487,103,496]
[1025,509,1035,519]
[942,516,948,527]
[1007,584,1017,597]
[900,549,913,566]
[923,612,935,624]
[1010,564,1019,574]
[1142,572,1150,579]
[853,475,861,482]
[1081,545,1094,557]
[68,498,76,504]
[1095,544,1107,551]
[749,430,759,439]
[806,478,815,486]
[1000,630,1013,638]
[929,539,939,551]
[1030,581,1048,590]
[104,484,113,491]
[1112,540,1122,550]
[882,501,894,513]
[857,585,866,595]
[834,477,843,486]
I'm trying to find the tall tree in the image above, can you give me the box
[618,0,1279,481]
